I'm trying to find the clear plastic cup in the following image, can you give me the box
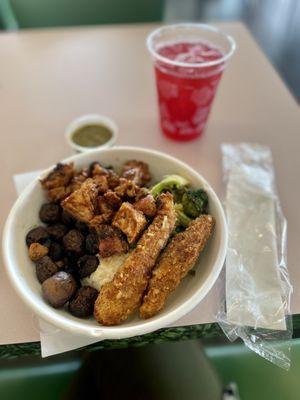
[147,24,236,141]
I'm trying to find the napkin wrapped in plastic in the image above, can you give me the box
[217,143,293,369]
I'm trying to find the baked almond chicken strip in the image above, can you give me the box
[140,214,214,319]
[94,192,176,326]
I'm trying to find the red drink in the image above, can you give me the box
[148,25,235,141]
[155,42,224,140]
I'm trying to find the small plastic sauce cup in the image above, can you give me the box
[66,114,118,153]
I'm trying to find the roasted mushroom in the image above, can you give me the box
[26,227,49,247]
[46,223,68,241]
[77,255,99,279]
[62,229,85,258]
[42,271,77,308]
[69,286,98,318]
[35,256,59,283]
[39,203,61,224]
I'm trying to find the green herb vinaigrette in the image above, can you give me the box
[72,125,112,147]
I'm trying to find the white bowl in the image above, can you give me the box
[2,147,227,339]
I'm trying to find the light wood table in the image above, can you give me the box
[1,22,299,356]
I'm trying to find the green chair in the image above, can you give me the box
[206,339,300,400]
[0,342,222,400]
[4,339,300,399]
[65,341,223,399]
[0,0,18,30]
[0,0,165,30]
[0,353,82,400]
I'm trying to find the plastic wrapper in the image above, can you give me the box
[217,143,293,370]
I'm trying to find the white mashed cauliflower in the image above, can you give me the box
[82,253,130,291]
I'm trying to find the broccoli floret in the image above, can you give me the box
[174,203,192,228]
[176,210,191,228]
[150,176,208,228]
[182,189,208,218]
[172,186,187,203]
[150,175,189,198]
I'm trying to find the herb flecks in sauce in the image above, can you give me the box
[72,125,112,147]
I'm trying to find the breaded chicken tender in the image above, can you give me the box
[140,214,214,319]
[61,178,98,223]
[94,193,176,326]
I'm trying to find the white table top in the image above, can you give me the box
[0,22,299,345]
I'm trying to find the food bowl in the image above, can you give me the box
[2,147,227,339]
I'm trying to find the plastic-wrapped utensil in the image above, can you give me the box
[217,143,292,370]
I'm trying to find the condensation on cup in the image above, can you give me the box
[147,24,236,141]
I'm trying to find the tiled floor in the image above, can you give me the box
[165,0,300,103]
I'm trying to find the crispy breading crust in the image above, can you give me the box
[94,192,176,326]
[140,214,215,319]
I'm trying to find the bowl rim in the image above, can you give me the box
[2,146,227,339]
